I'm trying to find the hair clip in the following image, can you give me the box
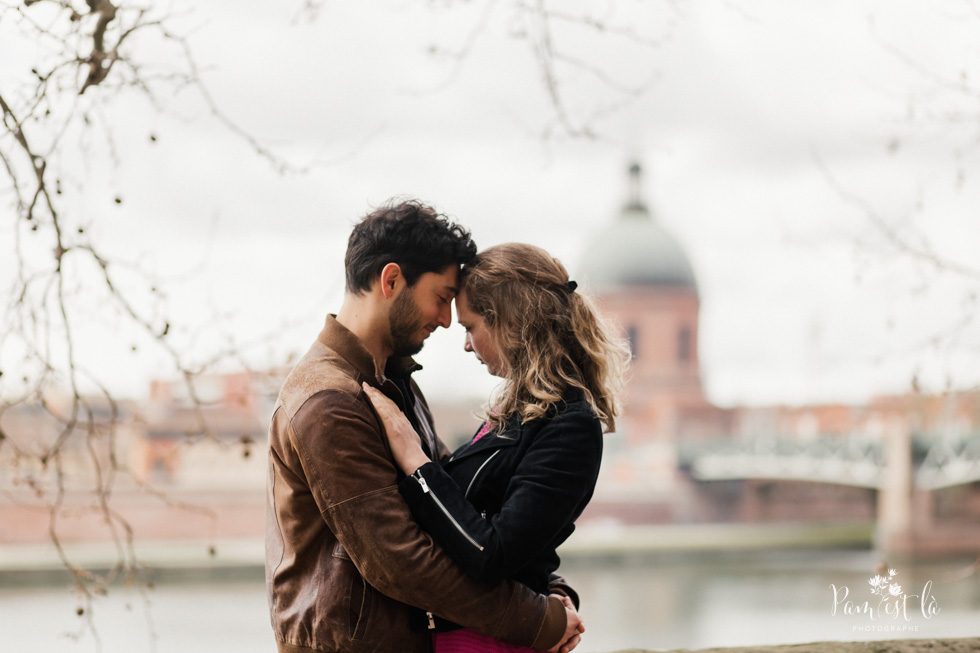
[565,280,578,293]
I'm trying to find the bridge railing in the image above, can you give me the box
[677,432,980,490]
[915,432,980,490]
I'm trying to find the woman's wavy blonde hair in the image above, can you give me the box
[460,243,630,433]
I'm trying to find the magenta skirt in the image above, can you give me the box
[434,629,537,653]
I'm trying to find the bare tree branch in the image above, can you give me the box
[0,2,288,637]
[815,152,980,283]
[392,0,675,140]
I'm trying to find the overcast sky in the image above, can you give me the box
[3,0,980,408]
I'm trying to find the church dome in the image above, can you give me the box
[579,163,698,294]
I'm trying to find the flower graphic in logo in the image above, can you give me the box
[869,569,900,597]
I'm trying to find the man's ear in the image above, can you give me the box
[379,263,402,299]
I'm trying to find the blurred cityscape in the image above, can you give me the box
[2,164,979,560]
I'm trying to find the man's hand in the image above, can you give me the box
[548,595,585,653]
[362,382,431,474]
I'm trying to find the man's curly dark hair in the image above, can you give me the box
[345,199,477,295]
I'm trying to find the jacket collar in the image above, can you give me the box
[317,314,421,384]
[386,356,423,380]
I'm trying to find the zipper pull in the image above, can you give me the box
[426,611,436,630]
[413,469,430,494]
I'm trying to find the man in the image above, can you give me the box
[265,200,580,653]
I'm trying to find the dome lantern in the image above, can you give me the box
[626,162,646,212]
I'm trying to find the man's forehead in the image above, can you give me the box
[420,266,459,293]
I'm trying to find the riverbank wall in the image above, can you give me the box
[0,521,883,583]
[7,518,973,586]
[614,639,980,653]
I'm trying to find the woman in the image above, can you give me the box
[363,243,629,652]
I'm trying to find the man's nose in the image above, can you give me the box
[464,335,473,352]
[436,303,452,328]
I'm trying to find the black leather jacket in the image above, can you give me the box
[399,389,602,630]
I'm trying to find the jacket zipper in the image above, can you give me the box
[464,450,501,499]
[426,611,436,630]
[413,470,484,551]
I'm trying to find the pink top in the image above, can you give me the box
[472,420,494,443]
[432,418,537,652]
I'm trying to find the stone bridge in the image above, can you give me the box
[678,427,980,555]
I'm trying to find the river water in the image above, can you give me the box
[1,549,978,653]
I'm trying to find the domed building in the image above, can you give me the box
[580,163,727,448]
[578,163,732,507]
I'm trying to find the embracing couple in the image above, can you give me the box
[265,200,629,653]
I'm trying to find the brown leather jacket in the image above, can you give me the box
[265,316,566,653]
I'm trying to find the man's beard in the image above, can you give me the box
[389,288,426,357]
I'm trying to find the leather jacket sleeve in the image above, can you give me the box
[397,405,602,586]
[278,387,567,650]
[548,572,580,610]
